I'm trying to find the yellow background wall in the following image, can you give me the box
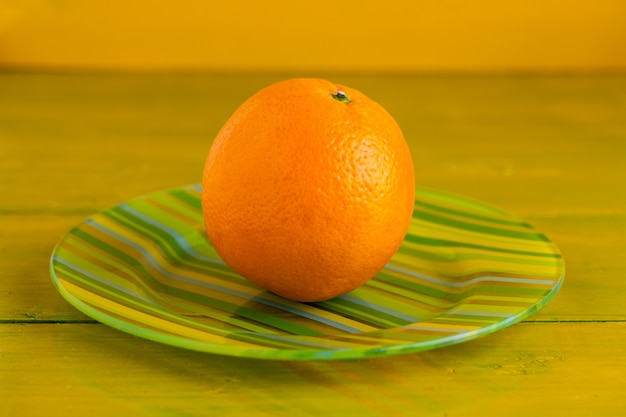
[1,0,625,72]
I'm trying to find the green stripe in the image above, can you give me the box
[375,272,457,300]
[316,298,413,328]
[105,206,194,263]
[365,279,454,310]
[437,313,504,323]
[405,233,562,259]
[53,261,251,337]
[48,184,564,360]
[475,285,551,297]
[375,271,551,303]
[102,206,245,281]
[170,188,203,211]
[59,251,288,336]
[416,187,510,216]
[229,332,342,351]
[96,207,395,334]
[396,244,561,267]
[71,227,324,336]
[414,200,529,227]
[149,193,204,224]
[347,286,439,319]
[414,210,550,241]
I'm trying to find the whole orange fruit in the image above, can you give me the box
[201,78,414,302]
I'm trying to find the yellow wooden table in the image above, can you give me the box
[1,73,625,416]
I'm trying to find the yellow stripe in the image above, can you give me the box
[60,279,261,348]
[390,251,561,279]
[404,322,482,332]
[87,214,383,334]
[452,303,523,315]
[401,236,559,260]
[416,188,510,216]
[468,294,539,303]
[409,219,556,252]
[416,205,536,235]
[58,235,155,299]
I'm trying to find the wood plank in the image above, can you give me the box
[2,74,625,215]
[1,322,624,416]
[0,215,94,321]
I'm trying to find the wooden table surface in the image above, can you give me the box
[1,73,625,416]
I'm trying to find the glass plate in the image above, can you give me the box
[50,185,564,360]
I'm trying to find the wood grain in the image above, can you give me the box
[2,74,625,214]
[1,322,625,417]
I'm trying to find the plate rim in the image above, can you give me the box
[49,184,565,361]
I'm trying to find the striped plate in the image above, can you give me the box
[50,185,564,360]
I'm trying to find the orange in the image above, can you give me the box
[201,78,415,302]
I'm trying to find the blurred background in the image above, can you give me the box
[1,0,625,73]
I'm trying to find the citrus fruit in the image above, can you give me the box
[201,78,415,302]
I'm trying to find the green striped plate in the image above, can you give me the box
[50,185,564,360]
